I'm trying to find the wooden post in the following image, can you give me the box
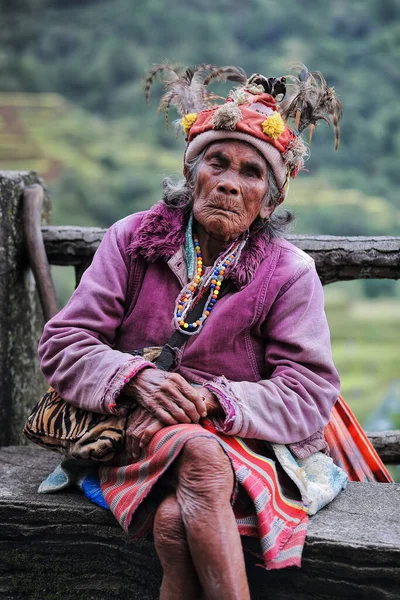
[0,171,50,446]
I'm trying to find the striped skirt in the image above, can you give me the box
[100,420,309,570]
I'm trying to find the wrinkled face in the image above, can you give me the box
[191,140,272,242]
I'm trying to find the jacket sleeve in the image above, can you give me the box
[204,261,340,445]
[38,222,155,416]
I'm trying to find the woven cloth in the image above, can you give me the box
[100,420,311,570]
[325,395,393,483]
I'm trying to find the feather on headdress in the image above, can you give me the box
[144,63,247,125]
[145,62,342,198]
[282,64,342,150]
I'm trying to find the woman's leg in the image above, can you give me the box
[153,492,204,599]
[175,437,250,600]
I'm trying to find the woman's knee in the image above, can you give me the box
[153,494,187,560]
[178,437,234,502]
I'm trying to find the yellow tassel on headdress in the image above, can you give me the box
[261,112,285,140]
[181,113,198,136]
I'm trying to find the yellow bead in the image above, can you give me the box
[184,323,189,328]
[214,289,219,295]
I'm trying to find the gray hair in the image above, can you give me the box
[162,145,294,238]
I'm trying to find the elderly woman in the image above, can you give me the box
[38,65,349,599]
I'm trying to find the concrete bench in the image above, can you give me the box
[0,446,399,600]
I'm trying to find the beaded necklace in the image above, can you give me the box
[173,234,247,336]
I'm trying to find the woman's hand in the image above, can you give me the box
[202,388,224,418]
[123,369,207,426]
[125,406,164,459]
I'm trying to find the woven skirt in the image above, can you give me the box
[99,420,309,570]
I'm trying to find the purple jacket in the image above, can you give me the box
[39,202,340,458]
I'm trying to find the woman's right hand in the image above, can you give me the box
[125,406,164,459]
[123,368,207,426]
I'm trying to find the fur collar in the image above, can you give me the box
[128,202,270,288]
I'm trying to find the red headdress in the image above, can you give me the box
[145,64,342,202]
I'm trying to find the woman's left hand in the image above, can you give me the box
[125,406,164,458]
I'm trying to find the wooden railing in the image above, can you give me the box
[39,226,400,465]
[41,225,400,286]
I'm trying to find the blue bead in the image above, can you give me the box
[214,270,219,276]
[189,324,193,329]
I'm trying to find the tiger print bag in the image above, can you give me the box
[23,347,163,461]
[23,259,150,461]
[23,387,126,462]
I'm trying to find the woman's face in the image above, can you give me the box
[191,140,272,242]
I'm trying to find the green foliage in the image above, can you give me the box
[0,93,184,226]
[0,0,399,223]
[286,180,400,236]
[324,287,400,425]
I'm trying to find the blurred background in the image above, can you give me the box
[1,0,399,432]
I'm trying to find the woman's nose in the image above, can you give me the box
[217,180,239,195]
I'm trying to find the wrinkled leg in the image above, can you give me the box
[176,437,250,600]
[153,492,203,599]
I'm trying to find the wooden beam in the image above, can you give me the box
[42,225,105,266]
[291,235,400,284]
[23,185,59,321]
[42,227,400,284]
[367,430,400,464]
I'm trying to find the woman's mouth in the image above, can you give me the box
[212,206,239,215]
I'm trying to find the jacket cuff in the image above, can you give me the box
[103,356,156,416]
[204,376,243,435]
[288,429,330,460]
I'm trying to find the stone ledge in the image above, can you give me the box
[0,446,399,599]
